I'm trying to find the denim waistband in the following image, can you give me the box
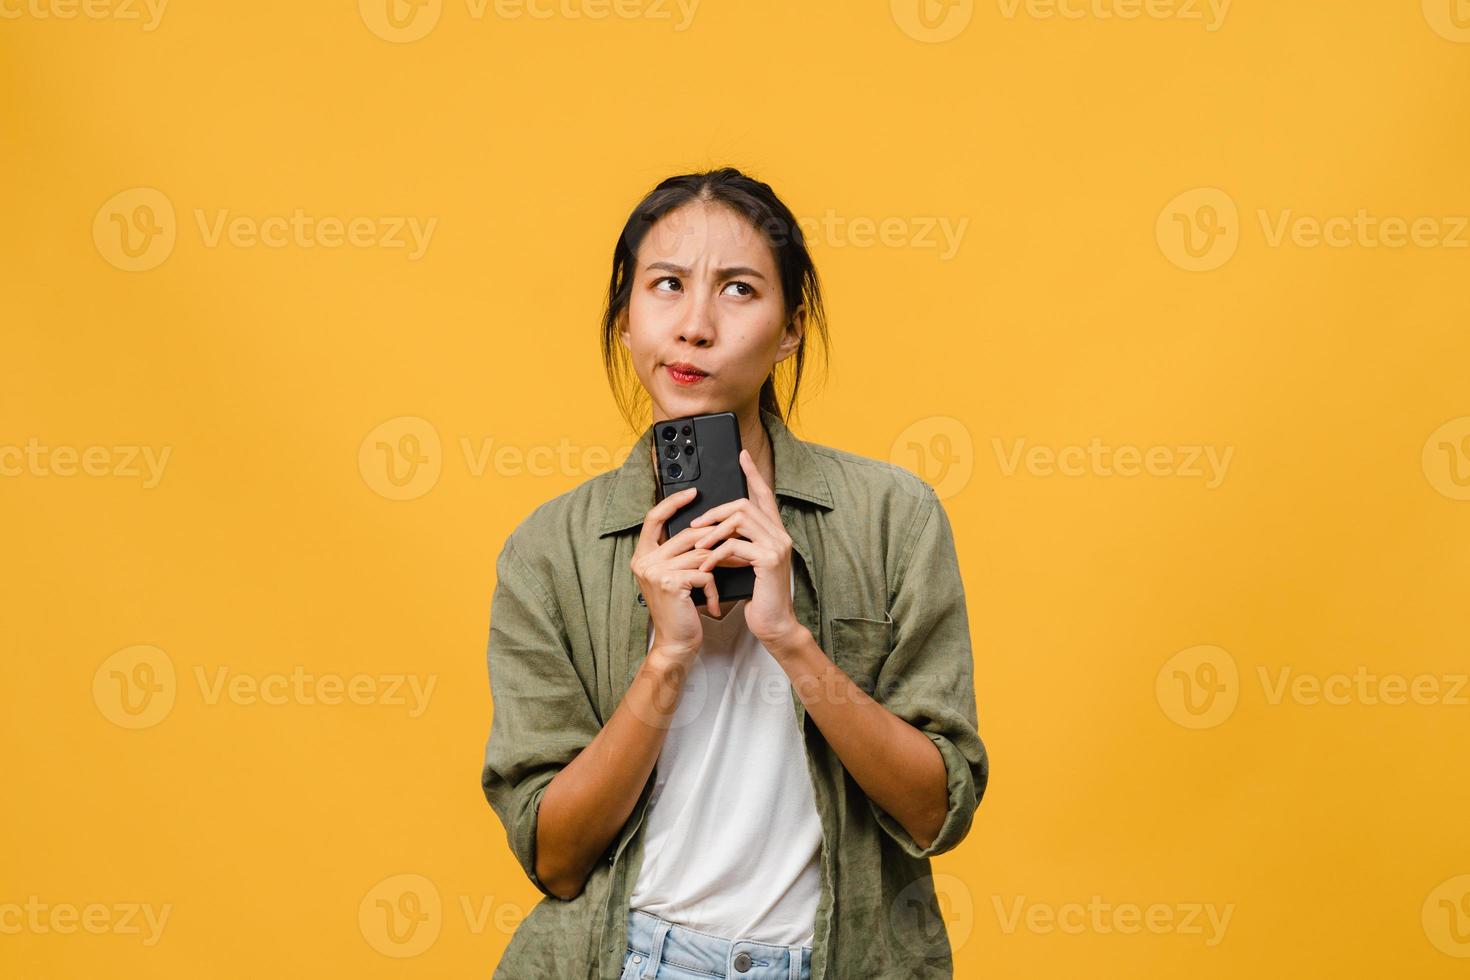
[624,908,812,980]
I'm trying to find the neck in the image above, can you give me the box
[734,403,774,492]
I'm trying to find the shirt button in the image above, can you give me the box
[733,951,753,972]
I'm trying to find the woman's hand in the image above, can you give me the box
[688,449,805,653]
[631,487,722,667]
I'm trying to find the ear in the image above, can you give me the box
[775,303,806,363]
[616,307,631,350]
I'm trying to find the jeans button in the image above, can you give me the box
[733,951,753,972]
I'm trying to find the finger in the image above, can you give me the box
[687,497,744,528]
[658,567,720,610]
[636,487,698,554]
[693,507,780,549]
[651,524,718,562]
[700,571,721,618]
[658,547,715,570]
[738,448,780,514]
[697,537,768,572]
[687,498,779,540]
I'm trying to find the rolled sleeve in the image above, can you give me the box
[869,486,988,859]
[480,533,603,900]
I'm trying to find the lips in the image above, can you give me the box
[666,362,708,385]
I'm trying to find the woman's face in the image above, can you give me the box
[619,200,804,422]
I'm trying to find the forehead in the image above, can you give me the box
[635,201,776,268]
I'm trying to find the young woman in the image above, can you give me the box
[482,168,988,980]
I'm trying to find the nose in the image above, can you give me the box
[677,282,717,347]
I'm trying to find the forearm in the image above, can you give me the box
[534,650,686,898]
[770,627,949,849]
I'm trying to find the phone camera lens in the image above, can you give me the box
[664,445,680,460]
[667,463,682,480]
[661,426,677,441]
[681,424,692,436]
[683,444,694,456]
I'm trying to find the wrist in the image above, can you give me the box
[760,621,812,660]
[645,644,693,678]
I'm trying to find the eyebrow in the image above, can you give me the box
[645,261,767,281]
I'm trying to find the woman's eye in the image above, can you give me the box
[722,281,754,297]
[653,277,682,293]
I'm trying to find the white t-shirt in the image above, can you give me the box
[629,568,821,946]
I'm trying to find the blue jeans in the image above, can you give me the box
[619,908,813,980]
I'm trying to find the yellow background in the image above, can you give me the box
[4,0,1469,976]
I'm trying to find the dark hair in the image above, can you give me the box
[600,166,828,433]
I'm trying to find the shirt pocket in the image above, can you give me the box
[829,611,894,697]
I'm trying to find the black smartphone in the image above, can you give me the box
[650,410,757,605]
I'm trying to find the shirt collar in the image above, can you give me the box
[598,407,835,537]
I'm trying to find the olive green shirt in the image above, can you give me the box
[482,408,988,978]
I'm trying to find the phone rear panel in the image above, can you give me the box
[652,412,757,604]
